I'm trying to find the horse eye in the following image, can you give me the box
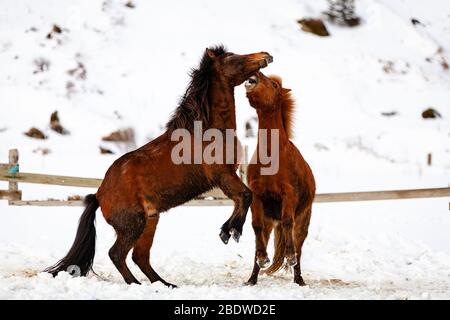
[272,82,278,88]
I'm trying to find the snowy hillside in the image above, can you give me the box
[0,0,449,299]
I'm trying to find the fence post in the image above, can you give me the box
[239,145,249,186]
[8,149,19,204]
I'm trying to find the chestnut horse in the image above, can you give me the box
[244,72,315,286]
[46,46,273,287]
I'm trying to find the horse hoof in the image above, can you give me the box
[245,280,257,286]
[219,230,230,244]
[230,228,241,243]
[165,282,178,289]
[285,255,297,267]
[257,256,271,269]
[294,277,306,286]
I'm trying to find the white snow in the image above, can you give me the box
[0,0,449,299]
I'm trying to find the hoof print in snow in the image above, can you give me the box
[422,108,442,119]
[297,19,330,37]
[33,147,50,155]
[67,62,87,80]
[379,60,409,75]
[24,127,47,140]
[100,146,114,154]
[381,111,398,117]
[33,58,50,74]
[50,111,69,135]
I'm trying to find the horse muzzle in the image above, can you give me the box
[259,55,274,68]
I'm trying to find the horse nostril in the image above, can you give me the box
[265,55,274,63]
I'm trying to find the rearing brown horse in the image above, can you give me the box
[46,46,273,287]
[244,72,315,286]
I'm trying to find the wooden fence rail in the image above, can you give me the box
[1,149,450,207]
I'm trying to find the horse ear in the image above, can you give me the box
[282,88,292,94]
[206,48,216,59]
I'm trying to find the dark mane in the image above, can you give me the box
[166,45,227,132]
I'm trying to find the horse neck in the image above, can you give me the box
[207,76,236,130]
[256,106,289,145]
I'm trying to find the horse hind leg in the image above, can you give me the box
[132,216,177,288]
[108,210,146,285]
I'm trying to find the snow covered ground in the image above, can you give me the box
[0,0,449,299]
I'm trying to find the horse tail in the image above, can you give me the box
[45,194,99,277]
[265,223,285,275]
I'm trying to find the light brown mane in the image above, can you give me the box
[269,75,295,139]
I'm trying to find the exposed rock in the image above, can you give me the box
[297,19,330,37]
[125,1,135,8]
[100,146,114,154]
[411,18,422,26]
[422,108,442,119]
[24,127,47,139]
[323,0,361,27]
[46,24,62,39]
[102,128,135,142]
[50,111,69,135]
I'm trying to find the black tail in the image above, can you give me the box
[45,194,99,277]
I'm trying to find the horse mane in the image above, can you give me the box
[269,75,295,139]
[166,45,227,132]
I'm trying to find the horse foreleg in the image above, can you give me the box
[217,172,252,244]
[246,209,273,286]
[281,196,296,267]
[293,207,312,286]
[252,197,272,268]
